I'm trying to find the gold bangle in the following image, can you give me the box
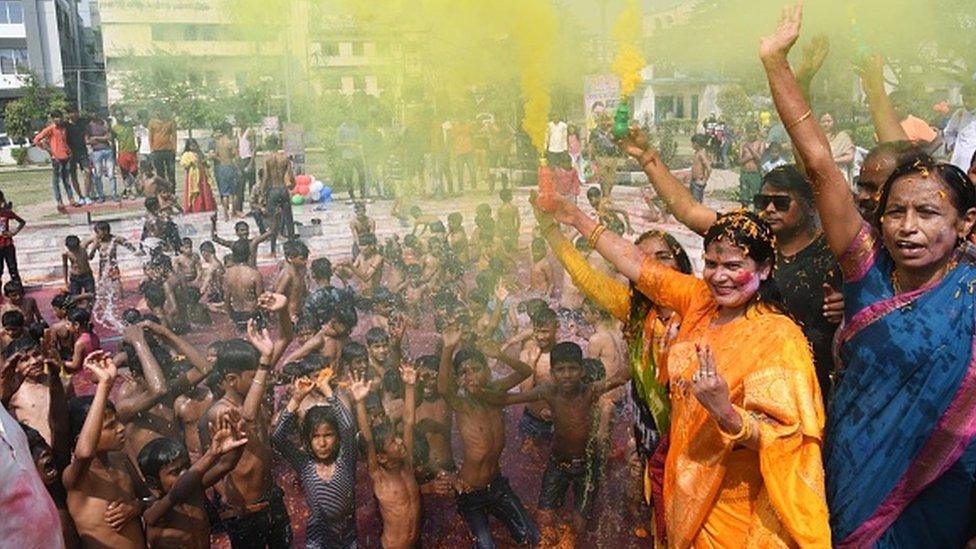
[721,409,752,444]
[786,109,813,131]
[587,224,608,249]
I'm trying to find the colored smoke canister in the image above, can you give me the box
[537,160,557,212]
[612,100,631,140]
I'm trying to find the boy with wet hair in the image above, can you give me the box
[413,354,456,482]
[204,330,292,548]
[211,216,274,268]
[518,306,559,453]
[529,237,555,297]
[137,416,247,549]
[3,279,43,326]
[496,341,629,542]
[20,421,82,547]
[336,232,385,295]
[64,351,148,549]
[351,362,422,548]
[274,239,309,321]
[63,234,96,296]
[447,212,470,263]
[438,324,540,548]
[223,240,264,332]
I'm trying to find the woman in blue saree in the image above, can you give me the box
[760,5,976,547]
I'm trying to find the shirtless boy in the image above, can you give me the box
[211,216,274,268]
[496,342,629,541]
[212,126,241,220]
[689,134,712,203]
[63,235,96,296]
[223,241,265,332]
[350,201,376,257]
[3,279,43,326]
[351,362,421,549]
[437,325,540,548]
[64,351,147,549]
[529,237,554,298]
[274,239,309,321]
[173,238,201,287]
[88,221,139,298]
[496,188,521,253]
[336,233,385,295]
[518,307,559,452]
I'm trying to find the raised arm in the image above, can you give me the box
[115,326,170,422]
[241,320,273,422]
[63,352,116,489]
[437,325,464,408]
[857,54,910,143]
[481,340,534,393]
[142,322,211,392]
[616,133,717,236]
[400,363,417,468]
[272,377,315,472]
[350,374,379,472]
[759,3,862,257]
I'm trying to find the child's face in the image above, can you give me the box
[379,434,407,466]
[287,254,308,267]
[458,360,490,393]
[533,322,558,351]
[418,369,439,400]
[180,243,192,256]
[309,422,339,462]
[235,225,250,240]
[7,290,22,304]
[206,346,219,366]
[31,445,58,485]
[54,306,67,320]
[231,370,256,396]
[97,410,126,452]
[367,340,389,363]
[551,360,584,392]
[96,227,110,240]
[201,250,214,261]
[349,358,369,378]
[4,325,24,339]
[158,456,189,494]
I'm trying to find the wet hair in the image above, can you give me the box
[199,241,215,255]
[2,309,24,328]
[51,292,71,311]
[311,257,332,280]
[531,307,559,328]
[141,280,166,308]
[550,341,583,368]
[234,221,249,232]
[68,308,93,332]
[762,165,814,206]
[65,235,81,250]
[27,322,46,343]
[586,187,602,201]
[144,196,160,213]
[452,346,487,375]
[382,366,404,396]
[499,188,513,202]
[416,354,439,372]
[365,327,390,346]
[283,239,309,259]
[302,405,341,448]
[341,342,368,366]
[876,156,976,235]
[5,336,36,357]
[180,237,192,248]
[702,210,786,315]
[282,353,331,380]
[94,220,111,234]
[149,252,172,274]
[68,395,117,446]
[137,437,188,486]
[216,339,260,377]
[3,279,23,296]
[121,308,143,325]
[231,240,250,264]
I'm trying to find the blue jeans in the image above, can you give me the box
[51,158,73,204]
[456,474,540,548]
[90,148,117,199]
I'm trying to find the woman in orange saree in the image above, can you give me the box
[538,187,831,548]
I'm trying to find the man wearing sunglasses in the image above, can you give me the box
[622,145,843,405]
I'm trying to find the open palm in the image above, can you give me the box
[759,3,803,60]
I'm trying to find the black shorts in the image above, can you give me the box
[537,454,599,518]
[69,272,95,296]
[518,410,553,440]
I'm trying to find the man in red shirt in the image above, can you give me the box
[33,110,78,207]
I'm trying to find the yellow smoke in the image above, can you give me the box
[611,0,645,97]
[512,0,557,153]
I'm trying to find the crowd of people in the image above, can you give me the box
[4,4,976,549]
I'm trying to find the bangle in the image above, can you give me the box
[587,223,608,249]
[720,408,752,444]
[252,378,266,386]
[786,109,813,131]
[638,151,656,170]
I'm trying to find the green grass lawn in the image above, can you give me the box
[0,168,57,209]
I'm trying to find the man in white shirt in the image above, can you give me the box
[545,114,569,167]
[945,83,976,171]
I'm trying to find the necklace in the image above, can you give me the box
[891,259,957,296]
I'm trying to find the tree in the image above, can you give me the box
[3,72,67,141]
[716,85,753,127]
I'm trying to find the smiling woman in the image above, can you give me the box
[540,185,831,546]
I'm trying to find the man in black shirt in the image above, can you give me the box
[65,106,91,204]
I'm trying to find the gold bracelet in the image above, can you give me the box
[587,224,608,249]
[786,109,813,131]
[721,409,752,444]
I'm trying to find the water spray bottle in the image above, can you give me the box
[537,157,556,212]
[612,100,631,140]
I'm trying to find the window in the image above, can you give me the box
[0,1,23,24]
[0,48,27,74]
[338,42,353,57]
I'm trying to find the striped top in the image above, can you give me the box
[272,400,357,549]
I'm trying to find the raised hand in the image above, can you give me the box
[292,376,315,402]
[691,344,732,419]
[796,34,830,85]
[530,189,582,225]
[617,127,655,161]
[400,362,417,385]
[209,418,249,455]
[442,323,463,350]
[759,2,803,61]
[853,53,886,93]
[494,282,509,305]
[349,372,370,402]
[85,351,117,385]
[246,319,273,358]
[258,292,287,312]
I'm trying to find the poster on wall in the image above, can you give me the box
[583,74,621,129]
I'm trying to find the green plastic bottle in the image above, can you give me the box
[612,100,631,140]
